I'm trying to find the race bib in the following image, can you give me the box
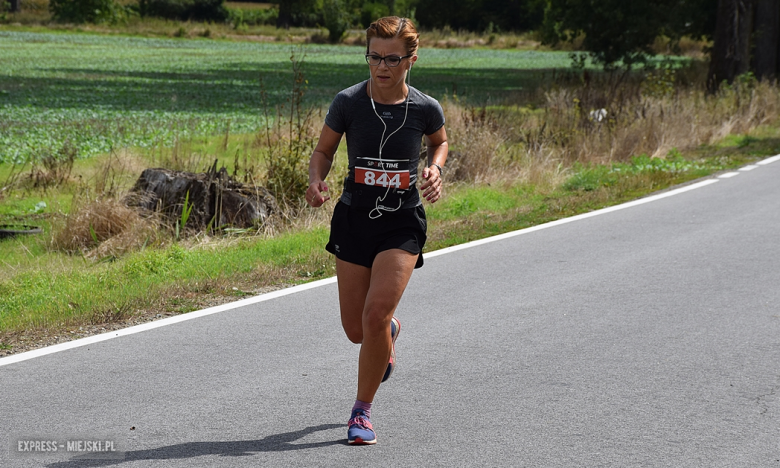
[355,158,410,189]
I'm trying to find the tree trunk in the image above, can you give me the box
[708,0,756,92]
[754,0,780,80]
[9,0,20,12]
[124,162,277,233]
[276,0,294,29]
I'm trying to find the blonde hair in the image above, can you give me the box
[365,16,419,56]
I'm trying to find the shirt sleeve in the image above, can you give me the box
[324,92,347,134]
[424,97,446,136]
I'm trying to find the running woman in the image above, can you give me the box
[305,16,448,445]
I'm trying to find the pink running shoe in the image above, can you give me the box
[347,409,377,445]
[381,317,401,382]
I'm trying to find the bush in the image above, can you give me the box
[227,6,278,27]
[141,0,228,22]
[0,2,10,23]
[322,0,351,43]
[360,2,389,28]
[49,0,125,23]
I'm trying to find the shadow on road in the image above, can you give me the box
[45,423,345,467]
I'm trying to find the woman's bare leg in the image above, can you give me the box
[336,249,418,402]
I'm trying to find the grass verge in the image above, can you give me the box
[1,130,776,356]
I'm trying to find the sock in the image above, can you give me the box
[352,399,372,419]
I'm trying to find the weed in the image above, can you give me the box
[563,164,615,191]
[641,64,677,99]
[175,189,194,240]
[25,141,78,191]
[260,46,316,214]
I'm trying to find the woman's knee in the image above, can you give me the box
[362,303,394,337]
[341,314,363,343]
[343,324,363,344]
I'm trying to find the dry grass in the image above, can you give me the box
[442,103,508,182]
[420,27,544,50]
[19,142,78,190]
[52,197,161,258]
[651,36,712,60]
[224,2,274,10]
[441,67,780,188]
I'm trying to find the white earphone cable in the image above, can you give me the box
[368,66,411,219]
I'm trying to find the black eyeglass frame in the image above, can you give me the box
[365,54,413,67]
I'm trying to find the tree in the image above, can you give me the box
[751,0,779,80]
[9,0,20,13]
[276,0,318,28]
[542,0,720,70]
[707,0,755,90]
[140,0,228,21]
[543,0,685,69]
[322,0,351,42]
[415,0,543,32]
[391,0,420,18]
[49,0,122,23]
[705,0,780,89]
[665,0,718,42]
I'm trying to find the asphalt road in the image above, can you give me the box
[2,157,779,467]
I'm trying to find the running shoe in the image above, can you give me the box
[347,409,376,445]
[382,316,401,382]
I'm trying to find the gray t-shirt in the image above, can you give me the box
[324,80,445,209]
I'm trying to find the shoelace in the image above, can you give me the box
[348,414,373,430]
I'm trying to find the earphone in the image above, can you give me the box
[367,66,411,219]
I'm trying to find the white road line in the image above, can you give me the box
[0,277,336,367]
[2,154,776,367]
[757,154,780,165]
[739,165,759,171]
[425,179,720,258]
[718,172,740,179]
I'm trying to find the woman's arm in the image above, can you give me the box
[420,125,448,203]
[306,124,343,207]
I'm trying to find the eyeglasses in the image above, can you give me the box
[365,54,412,67]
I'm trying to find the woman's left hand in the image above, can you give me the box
[420,165,442,203]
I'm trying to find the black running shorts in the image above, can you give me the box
[325,201,427,269]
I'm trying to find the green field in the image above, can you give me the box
[0,30,575,164]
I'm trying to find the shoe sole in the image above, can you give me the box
[382,317,401,382]
[348,437,377,445]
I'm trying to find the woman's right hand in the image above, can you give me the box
[306,181,330,207]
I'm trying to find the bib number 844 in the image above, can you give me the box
[356,168,410,189]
